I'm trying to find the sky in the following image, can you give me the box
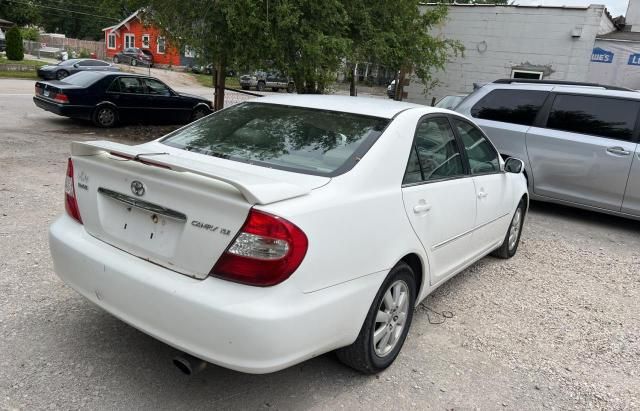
[516,0,629,17]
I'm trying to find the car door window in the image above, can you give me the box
[546,94,640,141]
[118,77,144,94]
[143,78,171,96]
[403,117,465,184]
[453,119,500,174]
[471,89,548,126]
[77,60,92,67]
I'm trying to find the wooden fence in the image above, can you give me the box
[23,35,106,59]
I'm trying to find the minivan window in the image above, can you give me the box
[161,102,389,176]
[471,89,548,126]
[546,94,640,141]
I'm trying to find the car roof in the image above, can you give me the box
[255,95,425,119]
[484,81,640,99]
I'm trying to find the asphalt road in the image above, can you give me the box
[1,79,639,410]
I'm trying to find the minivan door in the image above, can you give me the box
[401,117,477,286]
[622,145,640,216]
[525,93,639,211]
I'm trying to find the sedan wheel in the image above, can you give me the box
[131,59,137,67]
[56,70,69,80]
[191,107,210,122]
[113,56,119,64]
[93,106,117,128]
[336,262,416,374]
[491,198,526,259]
[373,280,410,357]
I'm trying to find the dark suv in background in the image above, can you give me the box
[112,48,153,67]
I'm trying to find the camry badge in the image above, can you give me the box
[131,180,145,197]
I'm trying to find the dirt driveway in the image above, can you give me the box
[1,78,639,410]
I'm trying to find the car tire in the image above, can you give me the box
[113,56,119,64]
[491,197,526,259]
[241,86,250,90]
[272,87,279,92]
[287,83,295,93]
[93,105,117,128]
[191,106,210,122]
[256,81,266,92]
[56,70,69,80]
[336,262,416,374]
[131,59,137,67]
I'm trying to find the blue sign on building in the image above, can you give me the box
[628,53,640,66]
[591,47,614,63]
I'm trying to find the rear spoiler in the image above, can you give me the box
[71,140,310,205]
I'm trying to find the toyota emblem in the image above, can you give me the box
[131,180,145,197]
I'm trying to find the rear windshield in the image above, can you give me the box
[62,71,102,87]
[161,102,390,176]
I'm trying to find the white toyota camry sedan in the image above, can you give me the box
[49,95,528,374]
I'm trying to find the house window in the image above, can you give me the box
[107,33,116,49]
[511,69,544,80]
[142,34,150,49]
[124,33,135,49]
[184,45,196,58]
[157,37,166,54]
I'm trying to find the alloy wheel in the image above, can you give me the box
[373,280,409,357]
[508,208,522,250]
[98,108,115,127]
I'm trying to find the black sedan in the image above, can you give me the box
[112,48,153,67]
[33,71,212,127]
[37,59,119,81]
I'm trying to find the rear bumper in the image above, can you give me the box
[49,214,383,373]
[33,96,92,120]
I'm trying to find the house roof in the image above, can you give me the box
[102,9,143,33]
[597,30,640,42]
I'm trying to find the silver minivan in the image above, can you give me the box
[456,79,640,220]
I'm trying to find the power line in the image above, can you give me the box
[3,0,119,21]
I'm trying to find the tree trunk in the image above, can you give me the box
[349,63,357,97]
[394,69,406,101]
[213,60,225,111]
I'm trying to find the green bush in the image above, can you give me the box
[79,49,90,58]
[6,27,24,61]
[19,27,39,42]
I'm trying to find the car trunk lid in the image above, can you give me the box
[70,140,328,279]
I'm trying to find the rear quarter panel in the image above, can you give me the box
[260,110,430,294]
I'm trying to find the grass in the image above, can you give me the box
[0,71,39,80]
[0,56,47,67]
[191,73,240,89]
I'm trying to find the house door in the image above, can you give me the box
[124,34,135,49]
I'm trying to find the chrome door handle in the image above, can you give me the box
[478,190,488,199]
[413,203,432,214]
[607,146,631,156]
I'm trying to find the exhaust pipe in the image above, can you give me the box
[172,353,208,375]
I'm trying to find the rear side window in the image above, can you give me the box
[546,94,640,141]
[471,89,548,126]
[452,119,500,174]
[118,77,145,94]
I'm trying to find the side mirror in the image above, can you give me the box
[73,63,79,68]
[504,157,525,174]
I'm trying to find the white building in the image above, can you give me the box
[407,3,617,104]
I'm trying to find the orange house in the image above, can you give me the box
[102,9,194,67]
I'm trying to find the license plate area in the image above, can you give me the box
[97,187,186,259]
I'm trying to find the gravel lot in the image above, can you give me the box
[1,78,639,410]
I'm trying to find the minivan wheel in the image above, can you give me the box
[93,106,117,128]
[492,198,526,259]
[336,262,416,374]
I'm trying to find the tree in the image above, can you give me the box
[6,27,24,61]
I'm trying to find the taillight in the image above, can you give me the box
[211,209,308,286]
[65,158,83,224]
[54,93,69,104]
